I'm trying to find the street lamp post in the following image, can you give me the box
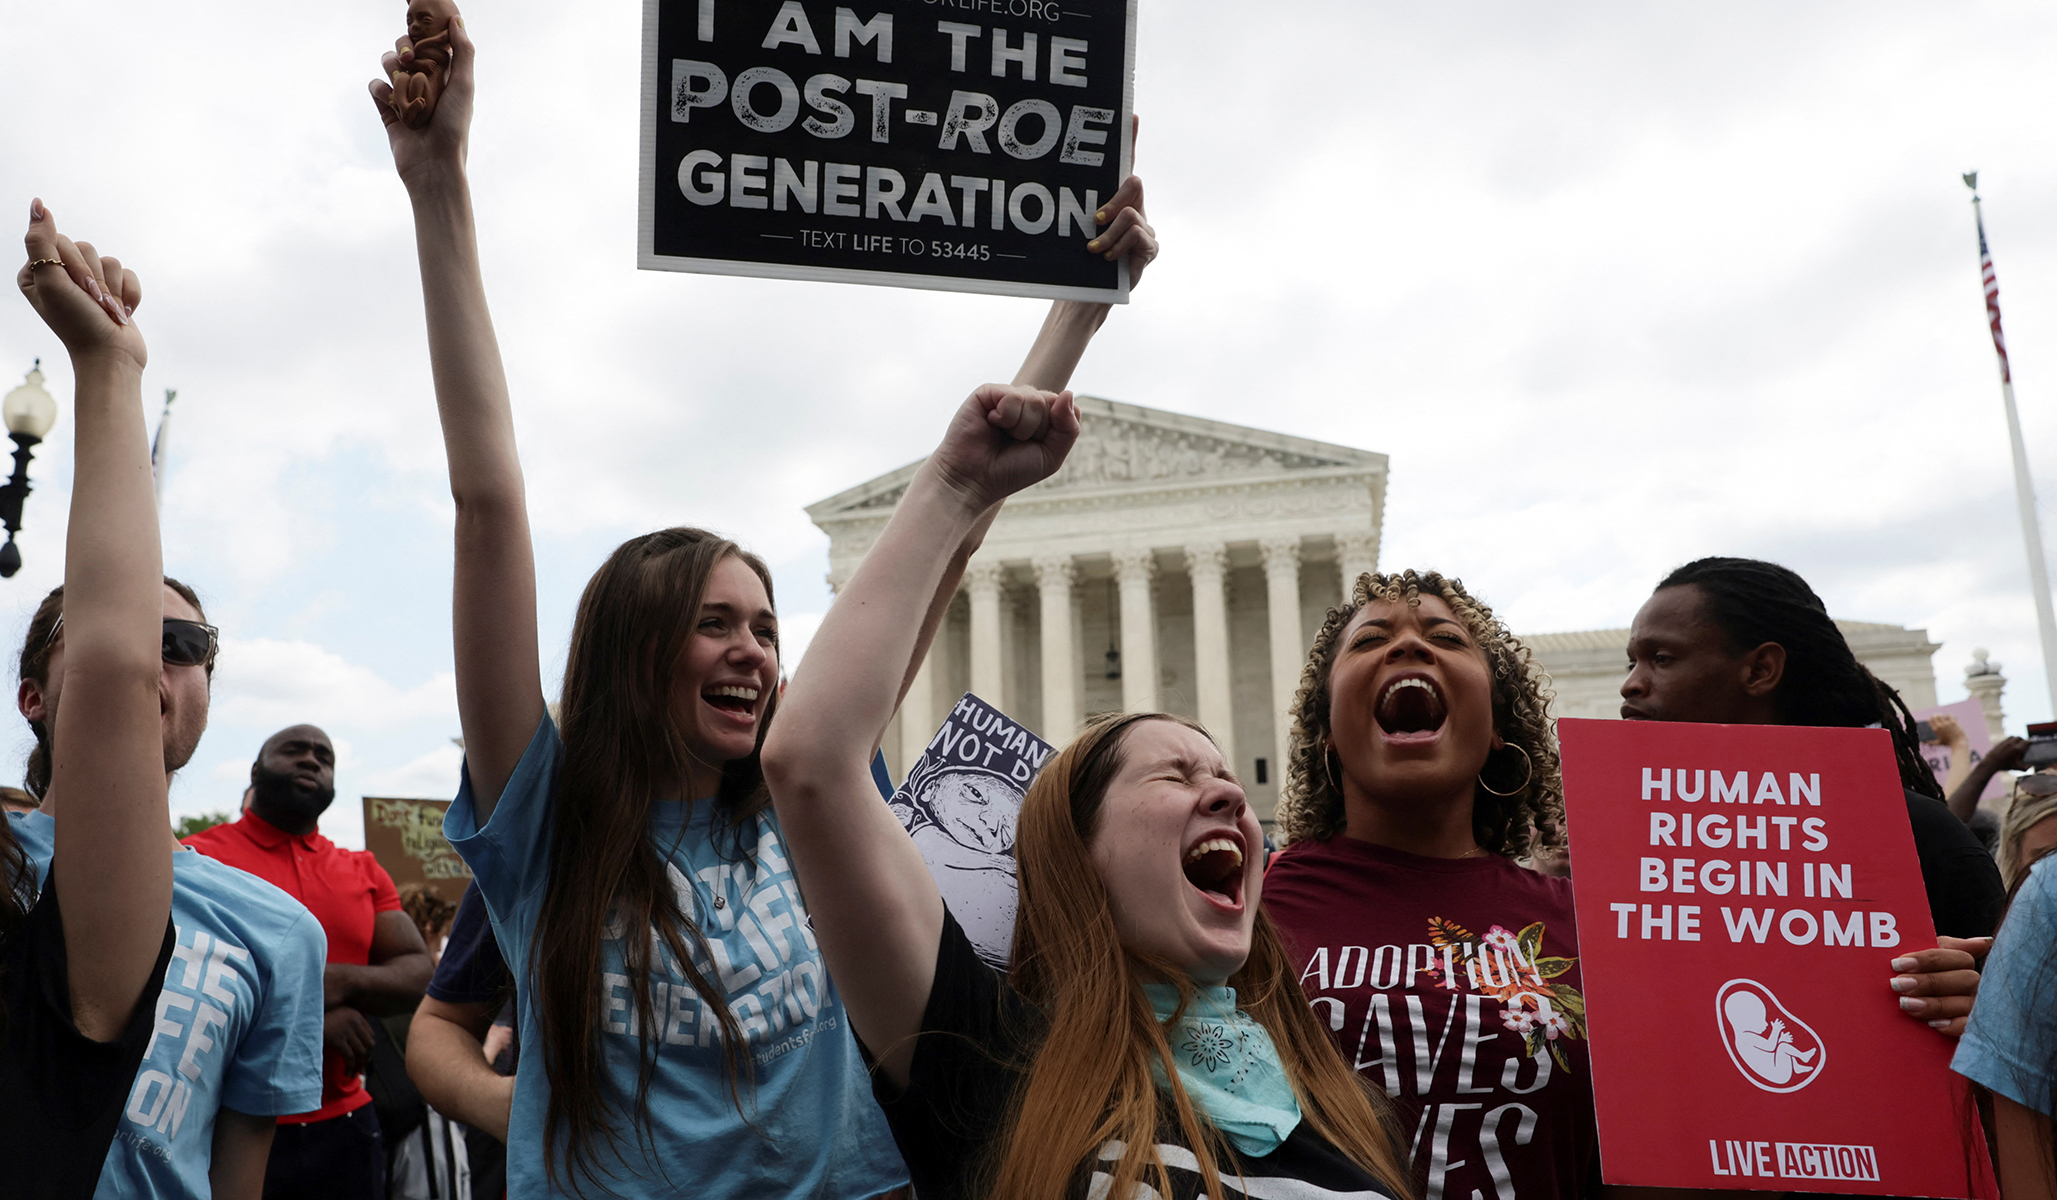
[0,362,59,578]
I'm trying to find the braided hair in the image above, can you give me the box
[1655,557,1941,800]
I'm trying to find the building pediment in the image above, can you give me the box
[807,395,1385,520]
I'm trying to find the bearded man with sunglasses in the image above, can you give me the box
[12,580,330,1200]
[186,723,435,1200]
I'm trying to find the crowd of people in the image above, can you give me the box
[3,14,2056,1200]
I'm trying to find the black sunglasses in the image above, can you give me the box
[46,615,219,668]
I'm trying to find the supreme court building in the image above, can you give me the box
[809,396,1385,820]
[808,396,1959,825]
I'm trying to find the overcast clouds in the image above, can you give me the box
[4,0,2057,846]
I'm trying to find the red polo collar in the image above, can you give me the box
[233,808,328,852]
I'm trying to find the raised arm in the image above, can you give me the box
[881,176,1158,717]
[764,387,1079,1086]
[1949,735,2024,824]
[1011,174,1155,392]
[16,203,173,1040]
[371,19,543,816]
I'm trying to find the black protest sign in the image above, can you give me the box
[889,692,1055,968]
[639,0,1136,301]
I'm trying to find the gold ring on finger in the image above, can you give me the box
[26,258,62,271]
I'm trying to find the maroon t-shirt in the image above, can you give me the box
[1265,836,1598,1200]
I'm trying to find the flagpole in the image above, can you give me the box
[150,388,174,509]
[1966,174,2057,714]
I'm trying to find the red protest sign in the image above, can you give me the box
[1558,718,1996,1199]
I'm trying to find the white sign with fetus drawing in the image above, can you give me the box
[890,693,1056,970]
[1716,979,1825,1093]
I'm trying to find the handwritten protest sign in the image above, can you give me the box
[362,796,472,905]
[890,692,1053,968]
[639,0,1136,301]
[1558,718,1995,1198]
[1914,697,2008,803]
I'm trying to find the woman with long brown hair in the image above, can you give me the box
[763,389,1412,1199]
[372,21,1158,1198]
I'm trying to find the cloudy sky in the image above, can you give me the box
[4,0,2056,846]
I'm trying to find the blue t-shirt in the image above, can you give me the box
[445,717,908,1199]
[10,810,328,1199]
[1954,856,2057,1116]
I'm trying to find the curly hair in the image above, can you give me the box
[1276,569,1563,858]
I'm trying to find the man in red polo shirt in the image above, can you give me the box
[186,724,435,1200]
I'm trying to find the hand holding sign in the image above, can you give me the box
[930,384,1080,511]
[1888,935,1989,1036]
[1087,168,1156,285]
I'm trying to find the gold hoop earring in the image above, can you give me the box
[1323,748,1344,796]
[1477,742,1533,797]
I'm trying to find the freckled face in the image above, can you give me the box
[1327,596,1500,804]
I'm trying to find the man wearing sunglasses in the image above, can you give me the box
[185,724,435,1200]
[12,580,330,1200]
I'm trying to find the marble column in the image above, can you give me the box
[1033,555,1079,740]
[1185,542,1235,766]
[1335,530,1378,603]
[967,561,1005,702]
[1260,536,1304,779]
[1113,547,1159,713]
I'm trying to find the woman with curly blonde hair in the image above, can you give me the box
[1262,569,1600,1200]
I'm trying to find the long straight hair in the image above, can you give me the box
[989,712,1411,1200]
[530,528,779,1194]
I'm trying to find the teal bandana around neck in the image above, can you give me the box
[1142,983,1303,1158]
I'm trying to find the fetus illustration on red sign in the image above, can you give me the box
[1717,979,1822,1093]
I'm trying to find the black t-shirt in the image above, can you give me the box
[0,873,175,1199]
[427,881,517,1077]
[1904,790,2005,939]
[427,881,509,1005]
[872,909,1399,1200]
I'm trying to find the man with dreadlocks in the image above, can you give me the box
[1622,556,2005,947]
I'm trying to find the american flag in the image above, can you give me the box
[1976,205,2013,385]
